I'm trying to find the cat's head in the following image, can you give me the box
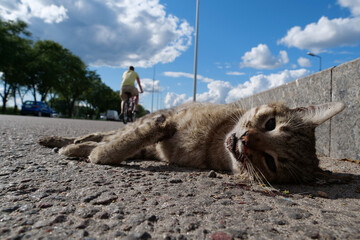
[225,102,345,184]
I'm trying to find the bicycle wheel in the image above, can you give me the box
[132,111,136,122]
[129,100,135,122]
[122,100,129,124]
[131,101,136,122]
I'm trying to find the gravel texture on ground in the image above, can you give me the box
[1,114,360,240]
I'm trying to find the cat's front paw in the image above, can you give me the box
[59,142,98,158]
[88,145,122,165]
[88,146,105,164]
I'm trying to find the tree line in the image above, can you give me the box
[0,19,142,118]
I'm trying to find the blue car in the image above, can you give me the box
[21,101,55,117]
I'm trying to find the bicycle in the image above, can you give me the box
[122,92,137,124]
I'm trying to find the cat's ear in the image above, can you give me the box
[295,102,345,127]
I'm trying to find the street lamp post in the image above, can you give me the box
[193,0,199,102]
[151,66,155,112]
[307,52,322,71]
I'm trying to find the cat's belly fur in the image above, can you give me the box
[154,103,241,171]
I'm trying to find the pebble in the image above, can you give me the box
[125,231,152,240]
[169,178,183,183]
[208,170,217,178]
[96,211,110,219]
[252,204,273,212]
[317,191,329,198]
[210,232,233,240]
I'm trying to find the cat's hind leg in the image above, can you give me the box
[89,114,176,165]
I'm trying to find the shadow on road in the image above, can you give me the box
[112,159,360,200]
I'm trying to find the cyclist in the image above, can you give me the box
[120,66,143,117]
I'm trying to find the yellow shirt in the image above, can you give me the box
[121,70,139,87]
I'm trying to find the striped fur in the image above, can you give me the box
[38,101,344,184]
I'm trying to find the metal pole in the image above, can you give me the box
[193,0,199,102]
[151,66,155,112]
[307,52,322,71]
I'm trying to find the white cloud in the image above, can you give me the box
[226,69,309,102]
[338,0,360,16]
[163,72,194,79]
[164,92,191,108]
[164,69,309,108]
[0,0,193,68]
[215,62,231,69]
[279,1,360,53]
[0,0,68,24]
[163,71,215,83]
[297,57,312,67]
[226,71,246,76]
[141,78,163,92]
[278,16,360,53]
[196,81,233,103]
[240,44,289,69]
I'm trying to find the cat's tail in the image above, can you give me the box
[38,136,75,148]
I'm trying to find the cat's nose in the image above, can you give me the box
[240,131,249,146]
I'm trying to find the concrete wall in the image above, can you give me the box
[237,57,360,160]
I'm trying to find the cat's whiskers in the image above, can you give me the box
[230,115,239,125]
[244,160,275,191]
[254,168,273,189]
[229,108,243,124]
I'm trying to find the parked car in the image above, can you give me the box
[99,113,106,120]
[21,101,55,117]
[106,110,119,121]
[51,111,58,117]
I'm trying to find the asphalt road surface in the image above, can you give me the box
[1,114,360,239]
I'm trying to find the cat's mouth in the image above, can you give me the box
[226,133,247,164]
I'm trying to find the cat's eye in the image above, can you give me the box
[265,118,276,131]
[265,153,277,172]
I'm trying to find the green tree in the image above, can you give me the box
[31,40,64,101]
[83,70,122,118]
[55,49,90,117]
[0,19,32,112]
[0,19,125,118]
[136,104,147,118]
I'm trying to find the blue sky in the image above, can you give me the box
[1,0,360,111]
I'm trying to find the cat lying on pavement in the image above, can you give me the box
[39,101,345,184]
